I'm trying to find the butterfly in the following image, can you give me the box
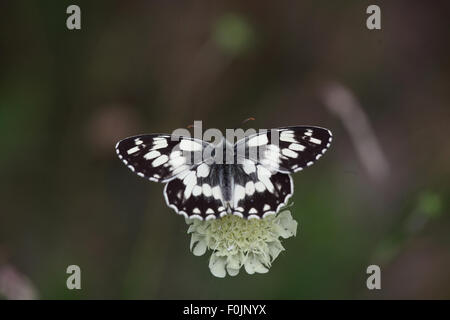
[115,126,332,220]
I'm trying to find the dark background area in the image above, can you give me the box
[0,0,449,299]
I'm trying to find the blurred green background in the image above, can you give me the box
[0,0,449,299]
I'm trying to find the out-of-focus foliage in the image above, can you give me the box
[0,0,449,299]
[213,13,254,55]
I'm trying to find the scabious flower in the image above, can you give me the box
[186,210,298,278]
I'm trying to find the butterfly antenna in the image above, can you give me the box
[241,117,255,125]
[187,123,199,129]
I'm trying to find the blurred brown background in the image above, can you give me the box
[0,0,449,299]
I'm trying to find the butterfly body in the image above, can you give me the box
[116,126,332,220]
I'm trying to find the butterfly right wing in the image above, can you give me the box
[234,126,333,173]
[229,126,332,218]
[230,163,294,219]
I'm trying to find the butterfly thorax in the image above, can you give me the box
[208,140,235,207]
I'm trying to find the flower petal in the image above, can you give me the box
[187,210,298,277]
[267,241,284,261]
[244,253,269,275]
[226,266,240,277]
[209,254,227,278]
[192,238,207,256]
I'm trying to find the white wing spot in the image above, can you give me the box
[263,145,281,163]
[144,150,160,160]
[249,208,258,214]
[169,155,186,167]
[152,155,169,167]
[309,137,322,144]
[170,150,182,158]
[263,204,271,211]
[202,184,212,197]
[280,131,297,143]
[212,186,222,200]
[288,143,305,151]
[307,161,314,167]
[127,146,140,154]
[183,171,197,186]
[257,166,274,193]
[242,159,256,174]
[180,139,202,151]
[254,181,265,192]
[233,185,246,207]
[282,148,298,158]
[192,185,202,197]
[248,134,268,147]
[245,181,255,196]
[206,214,216,220]
[196,163,210,178]
[152,139,168,149]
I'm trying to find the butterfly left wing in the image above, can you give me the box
[116,134,227,220]
[115,134,211,182]
[163,164,227,220]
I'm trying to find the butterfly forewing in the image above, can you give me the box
[235,126,333,173]
[115,134,210,182]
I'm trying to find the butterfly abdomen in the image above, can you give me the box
[220,164,233,202]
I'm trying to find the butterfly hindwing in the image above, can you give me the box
[164,163,227,220]
[230,162,293,219]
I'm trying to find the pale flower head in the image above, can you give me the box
[186,210,298,278]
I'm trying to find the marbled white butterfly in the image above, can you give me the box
[115,126,332,220]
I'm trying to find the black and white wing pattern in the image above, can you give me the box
[235,126,333,173]
[230,161,294,219]
[231,126,332,218]
[116,126,332,221]
[116,134,225,220]
[164,165,227,220]
[115,134,210,182]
